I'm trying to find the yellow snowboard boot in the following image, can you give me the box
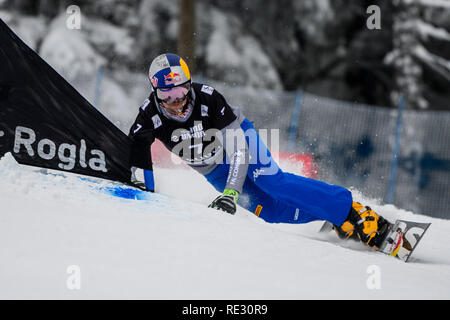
[334,202,392,249]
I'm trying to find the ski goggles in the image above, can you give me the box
[156,83,190,104]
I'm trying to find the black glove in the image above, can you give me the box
[208,189,239,215]
[129,167,154,192]
[130,178,150,191]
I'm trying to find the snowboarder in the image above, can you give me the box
[128,53,392,250]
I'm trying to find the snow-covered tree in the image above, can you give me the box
[1,0,449,109]
[386,0,450,109]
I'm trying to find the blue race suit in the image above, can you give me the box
[205,118,352,226]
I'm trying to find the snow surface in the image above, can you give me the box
[0,153,450,300]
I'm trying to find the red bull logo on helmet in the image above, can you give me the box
[164,71,181,85]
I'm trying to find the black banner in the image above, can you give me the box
[0,19,132,183]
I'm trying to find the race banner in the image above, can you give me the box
[0,19,133,183]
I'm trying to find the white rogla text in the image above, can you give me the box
[13,126,107,172]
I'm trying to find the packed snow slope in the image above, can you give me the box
[1,153,450,299]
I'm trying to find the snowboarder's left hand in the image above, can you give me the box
[130,177,149,191]
[208,189,239,215]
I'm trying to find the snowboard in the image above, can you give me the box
[319,219,431,262]
[378,220,431,262]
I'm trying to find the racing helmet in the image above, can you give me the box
[149,53,192,104]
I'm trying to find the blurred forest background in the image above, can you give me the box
[1,0,449,111]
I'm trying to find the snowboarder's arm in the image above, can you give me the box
[208,110,249,215]
[207,89,249,195]
[202,86,248,214]
[207,121,247,215]
[128,108,156,191]
[221,118,249,195]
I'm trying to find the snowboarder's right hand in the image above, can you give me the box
[208,189,239,215]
